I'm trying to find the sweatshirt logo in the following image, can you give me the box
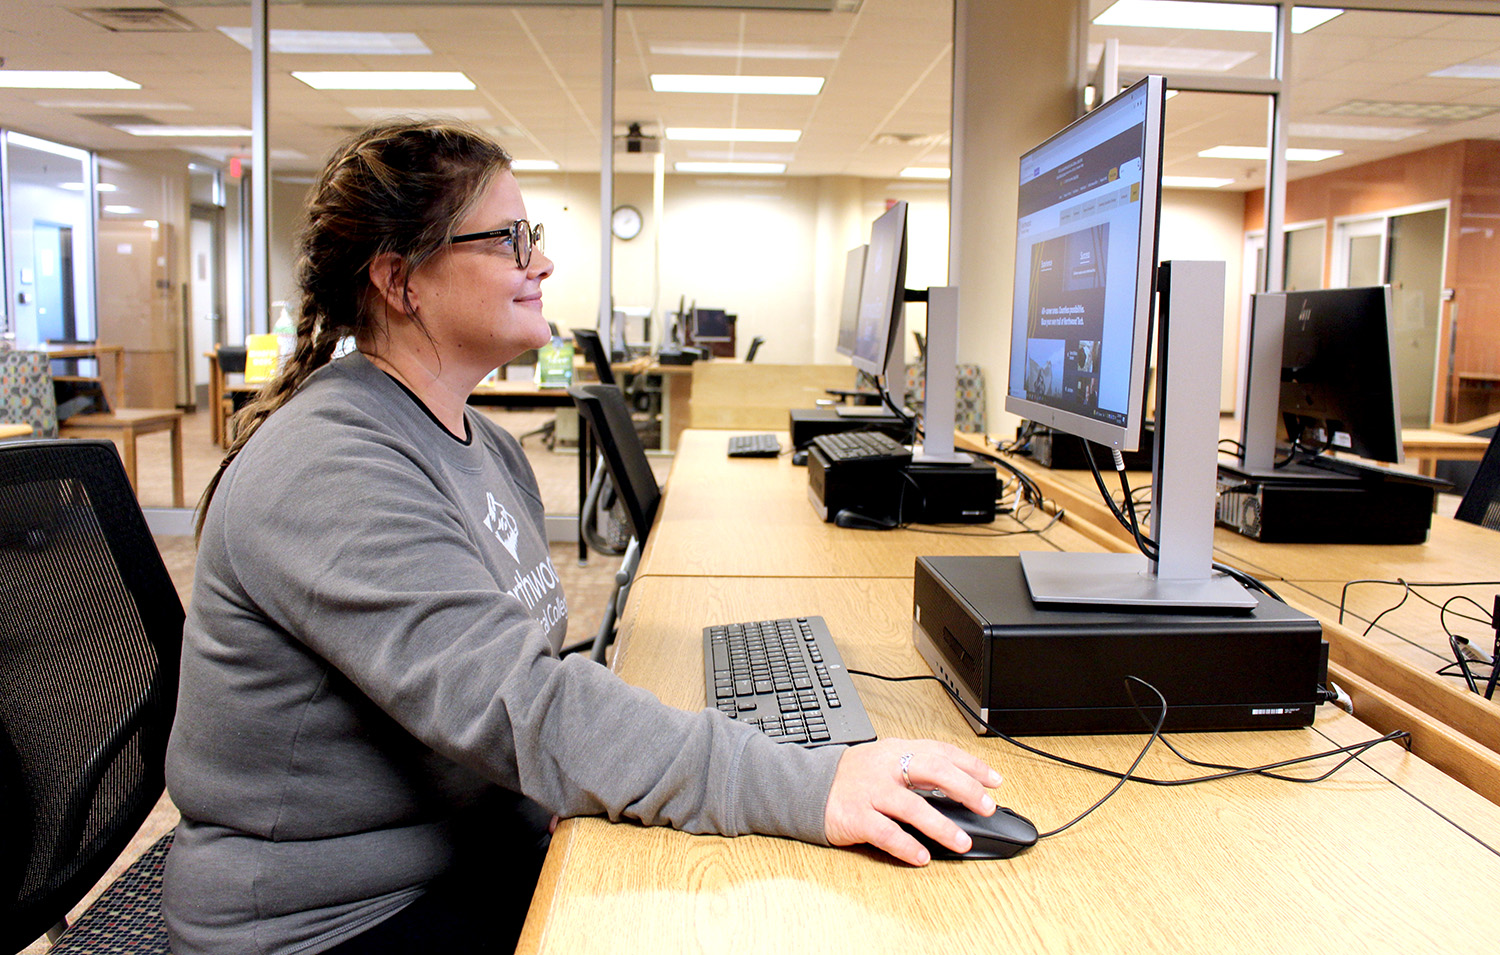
[483,492,521,563]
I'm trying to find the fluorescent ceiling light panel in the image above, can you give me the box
[1429,59,1500,80]
[5,131,90,159]
[1289,122,1425,141]
[117,125,252,137]
[674,161,786,174]
[36,99,189,110]
[60,182,118,192]
[347,106,493,123]
[650,74,823,95]
[511,159,559,171]
[1094,1,1340,34]
[648,41,838,60]
[1088,42,1255,72]
[1198,145,1342,161]
[665,127,801,142]
[103,205,142,215]
[1327,100,1497,122]
[0,71,139,89]
[900,167,951,179]
[292,72,475,91]
[1162,175,1234,188]
[219,27,429,55]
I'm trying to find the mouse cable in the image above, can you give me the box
[847,669,1412,792]
[1338,577,1500,634]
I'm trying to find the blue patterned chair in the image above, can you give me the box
[904,363,987,434]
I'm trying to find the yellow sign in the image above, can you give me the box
[245,333,281,383]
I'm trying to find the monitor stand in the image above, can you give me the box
[910,286,974,466]
[1019,260,1256,612]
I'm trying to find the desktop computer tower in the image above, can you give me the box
[1022,421,1155,471]
[912,555,1328,736]
[789,407,909,450]
[1216,461,1442,544]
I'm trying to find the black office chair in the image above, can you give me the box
[571,329,616,385]
[0,439,184,954]
[1455,428,1500,529]
[744,336,765,362]
[564,384,662,663]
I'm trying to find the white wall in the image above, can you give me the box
[1158,187,1249,411]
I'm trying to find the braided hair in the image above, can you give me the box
[198,120,512,535]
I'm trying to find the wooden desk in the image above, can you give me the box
[636,430,1097,578]
[1400,427,1489,476]
[37,342,126,410]
[523,575,1500,954]
[467,379,573,409]
[0,423,33,439]
[59,409,185,507]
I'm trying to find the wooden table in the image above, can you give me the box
[206,350,259,448]
[0,423,33,439]
[37,342,126,411]
[467,379,573,409]
[59,409,185,507]
[1400,427,1489,476]
[523,575,1500,954]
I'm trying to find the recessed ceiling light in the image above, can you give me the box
[1289,122,1426,141]
[1094,1,1340,33]
[103,205,142,215]
[60,182,118,192]
[1429,58,1500,80]
[219,28,430,55]
[674,161,787,174]
[650,74,823,95]
[5,131,90,159]
[116,125,253,137]
[1327,100,1496,122]
[1198,145,1342,161]
[511,159,559,171]
[1163,176,1234,188]
[292,72,475,91]
[900,167,950,180]
[0,71,139,89]
[1088,42,1255,73]
[665,127,801,142]
[648,41,838,60]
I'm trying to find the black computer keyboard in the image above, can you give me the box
[704,616,877,747]
[727,433,782,458]
[810,430,911,465]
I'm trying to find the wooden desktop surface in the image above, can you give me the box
[522,575,1500,955]
[635,429,1098,578]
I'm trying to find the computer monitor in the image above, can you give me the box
[1004,78,1161,453]
[1005,75,1254,611]
[1278,286,1403,465]
[850,201,909,382]
[836,245,866,358]
[690,308,732,343]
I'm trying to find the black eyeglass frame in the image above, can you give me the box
[449,219,544,270]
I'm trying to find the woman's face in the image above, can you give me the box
[403,169,555,375]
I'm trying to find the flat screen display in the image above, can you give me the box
[837,245,866,358]
[851,201,908,379]
[1005,76,1164,451]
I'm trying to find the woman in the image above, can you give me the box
[163,120,1002,955]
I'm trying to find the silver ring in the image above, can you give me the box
[899,752,915,789]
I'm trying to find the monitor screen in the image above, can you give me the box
[1278,285,1403,464]
[1004,75,1165,451]
[691,308,732,342]
[836,245,866,358]
[850,201,908,379]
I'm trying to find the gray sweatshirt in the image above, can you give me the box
[163,352,842,955]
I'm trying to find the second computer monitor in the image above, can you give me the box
[837,245,867,358]
[850,201,909,381]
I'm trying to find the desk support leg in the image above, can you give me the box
[170,418,186,508]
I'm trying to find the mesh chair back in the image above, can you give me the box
[568,384,660,543]
[0,439,184,951]
[0,350,60,439]
[1456,428,1500,530]
[571,330,616,385]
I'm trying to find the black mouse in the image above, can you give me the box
[791,449,808,466]
[833,508,899,530]
[900,795,1038,860]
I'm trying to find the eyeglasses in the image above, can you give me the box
[449,219,544,270]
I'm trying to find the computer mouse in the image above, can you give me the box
[833,508,898,530]
[900,795,1038,860]
[791,449,808,466]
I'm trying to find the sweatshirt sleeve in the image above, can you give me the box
[212,418,842,845]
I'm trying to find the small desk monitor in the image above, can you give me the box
[690,308,732,343]
[850,201,909,383]
[837,245,866,358]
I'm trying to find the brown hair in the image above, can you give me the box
[197,120,512,535]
